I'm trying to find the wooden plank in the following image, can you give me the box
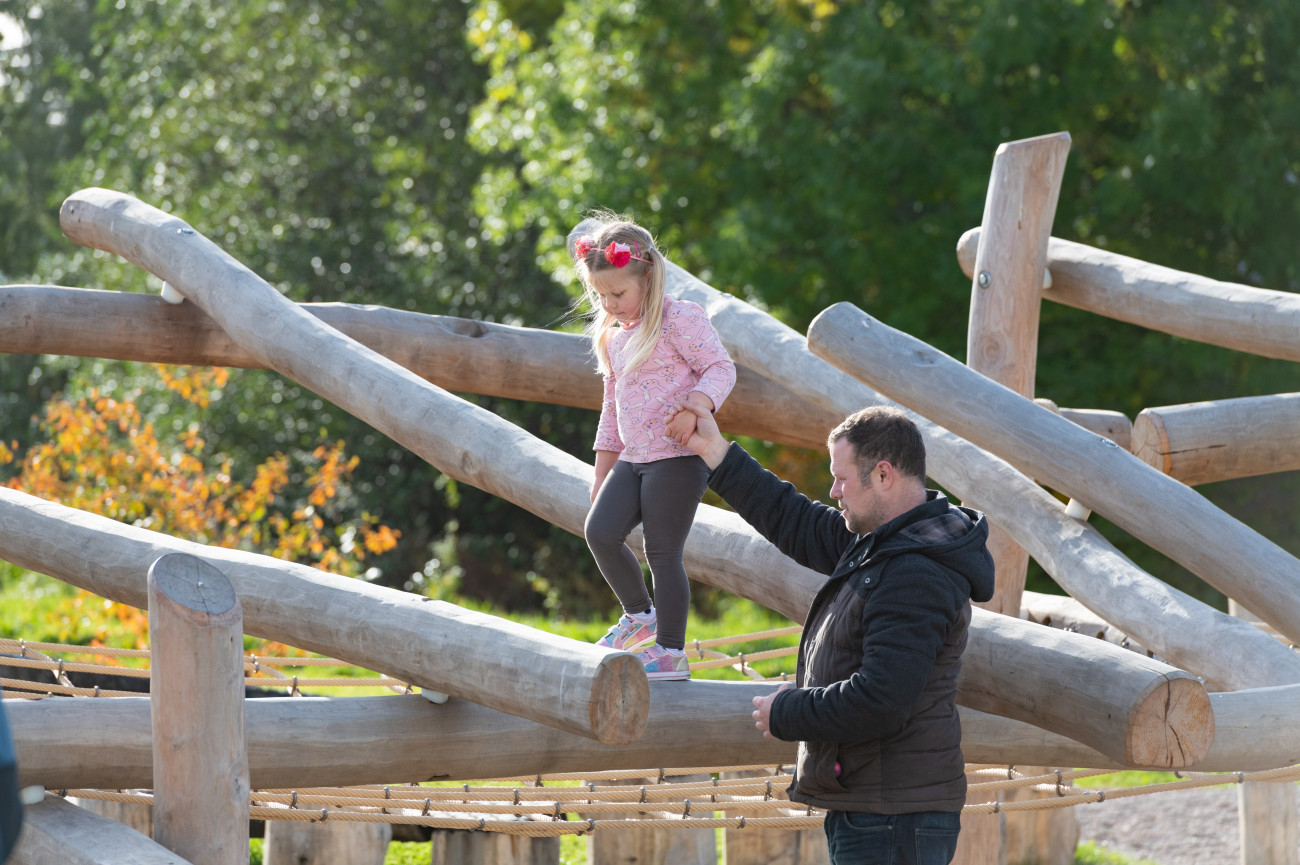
[654,246,1300,694]
[806,301,1300,648]
[148,553,249,865]
[965,131,1071,619]
[1132,394,1300,485]
[0,486,648,747]
[10,794,193,865]
[956,228,1300,362]
[0,284,835,451]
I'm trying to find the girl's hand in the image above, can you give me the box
[664,408,698,444]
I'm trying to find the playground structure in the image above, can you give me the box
[0,131,1298,863]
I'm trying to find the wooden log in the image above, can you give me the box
[9,793,193,865]
[1231,599,1299,865]
[0,284,833,451]
[0,488,647,747]
[0,426,1224,759]
[961,682,1300,772]
[148,553,249,865]
[430,827,558,865]
[264,813,391,865]
[653,247,1300,693]
[6,680,1294,792]
[8,684,797,791]
[66,795,153,838]
[956,227,1300,363]
[1131,394,1300,485]
[0,483,1212,766]
[959,611,1212,769]
[721,770,829,865]
[585,774,716,865]
[965,131,1071,621]
[806,302,1300,648]
[1033,400,1132,456]
[1019,591,1146,655]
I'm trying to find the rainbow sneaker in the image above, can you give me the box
[636,644,690,681]
[596,613,656,652]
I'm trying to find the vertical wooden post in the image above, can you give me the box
[264,814,392,865]
[1231,599,1299,865]
[721,770,829,865]
[958,132,1071,865]
[585,774,716,865]
[964,130,1071,618]
[148,553,249,865]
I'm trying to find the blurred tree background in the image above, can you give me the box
[1,0,1297,619]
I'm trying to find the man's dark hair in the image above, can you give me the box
[828,406,926,483]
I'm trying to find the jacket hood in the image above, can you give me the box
[869,491,996,603]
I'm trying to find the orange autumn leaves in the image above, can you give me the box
[1,365,400,648]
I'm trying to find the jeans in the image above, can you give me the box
[823,810,961,865]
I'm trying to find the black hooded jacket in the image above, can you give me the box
[709,442,995,813]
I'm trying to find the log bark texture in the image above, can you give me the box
[1131,393,1300,485]
[657,259,1300,693]
[9,794,193,865]
[807,301,1300,648]
[148,553,249,865]
[0,485,647,746]
[0,480,1212,767]
[964,131,1070,621]
[8,680,1291,796]
[956,228,1300,362]
[0,284,833,451]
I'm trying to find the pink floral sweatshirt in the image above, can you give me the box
[595,296,736,463]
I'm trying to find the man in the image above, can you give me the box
[674,402,994,865]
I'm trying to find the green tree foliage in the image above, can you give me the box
[0,0,604,614]
[3,0,1299,613]
[467,0,1300,603]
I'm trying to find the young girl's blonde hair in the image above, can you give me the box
[570,212,668,377]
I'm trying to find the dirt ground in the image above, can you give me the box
[1074,786,1248,865]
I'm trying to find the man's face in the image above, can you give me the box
[829,437,884,535]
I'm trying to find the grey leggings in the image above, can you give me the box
[584,456,710,651]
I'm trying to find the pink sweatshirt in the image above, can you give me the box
[594,296,736,463]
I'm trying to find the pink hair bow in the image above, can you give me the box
[574,236,651,267]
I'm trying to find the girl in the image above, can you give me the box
[570,213,736,681]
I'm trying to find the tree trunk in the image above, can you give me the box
[1131,394,1300,485]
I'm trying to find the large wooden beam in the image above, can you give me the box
[806,302,1300,649]
[656,258,1300,693]
[49,195,1290,697]
[964,131,1071,619]
[5,681,1290,794]
[57,189,655,745]
[1131,393,1300,485]
[0,284,834,451]
[9,686,796,791]
[0,487,646,746]
[148,554,249,865]
[0,480,1209,767]
[956,228,1300,363]
[10,793,194,865]
[961,683,1300,773]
